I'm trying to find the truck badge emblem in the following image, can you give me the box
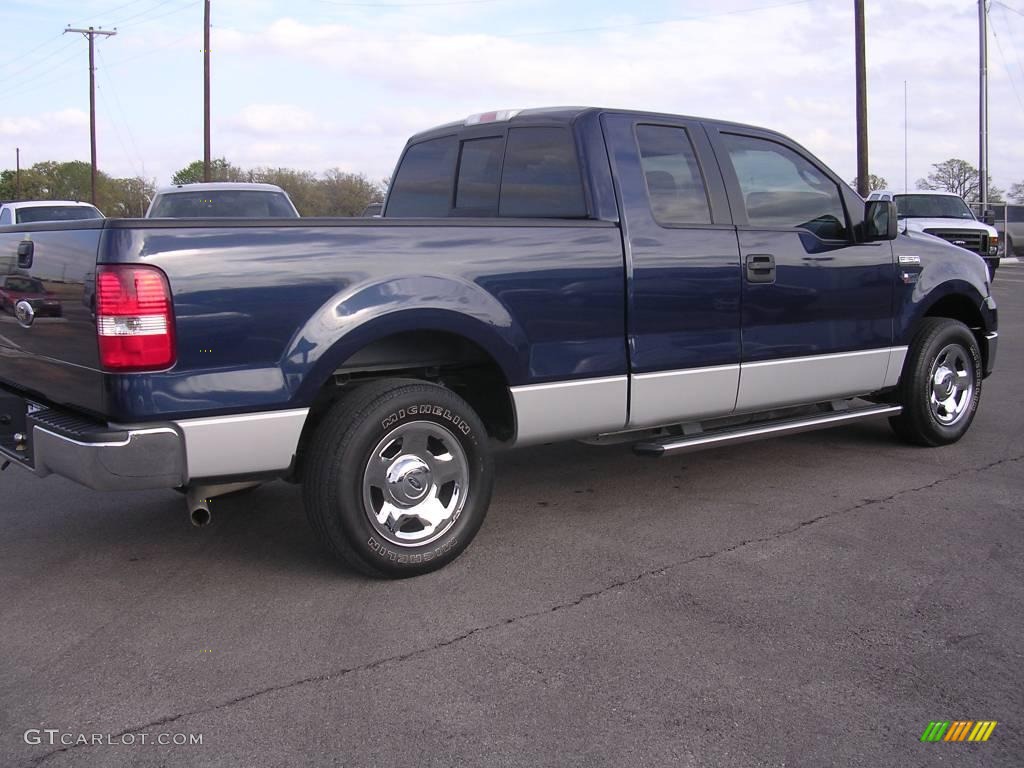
[14,300,35,328]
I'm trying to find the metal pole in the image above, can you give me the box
[904,81,908,193]
[65,27,117,205]
[15,147,20,200]
[979,0,988,210]
[203,0,211,182]
[854,0,869,198]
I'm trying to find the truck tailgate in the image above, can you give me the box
[0,221,106,416]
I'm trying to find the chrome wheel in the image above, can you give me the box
[362,420,469,547]
[929,343,974,426]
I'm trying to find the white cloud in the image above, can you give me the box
[0,108,88,137]
[224,103,324,136]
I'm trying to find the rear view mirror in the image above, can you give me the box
[865,200,897,241]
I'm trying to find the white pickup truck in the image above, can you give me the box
[867,190,1000,278]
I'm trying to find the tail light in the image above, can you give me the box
[96,265,175,371]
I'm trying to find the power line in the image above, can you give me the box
[97,48,146,178]
[989,9,1024,114]
[0,33,65,73]
[111,0,202,29]
[0,45,83,100]
[100,31,195,69]
[992,0,1023,15]
[72,0,153,27]
[313,0,502,6]
[229,0,814,43]
[0,38,78,81]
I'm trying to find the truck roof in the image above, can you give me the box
[408,106,788,144]
[0,200,98,209]
[872,190,965,198]
[154,182,288,194]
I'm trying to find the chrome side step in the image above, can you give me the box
[633,404,902,457]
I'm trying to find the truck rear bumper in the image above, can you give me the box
[1,395,308,491]
[31,423,185,490]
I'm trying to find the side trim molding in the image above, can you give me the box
[629,364,739,428]
[175,408,309,481]
[511,376,627,446]
[736,348,893,412]
[883,346,909,388]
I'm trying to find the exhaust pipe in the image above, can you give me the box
[190,503,211,527]
[185,487,212,527]
[183,481,260,527]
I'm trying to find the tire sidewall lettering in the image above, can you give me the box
[366,535,458,565]
[380,403,472,436]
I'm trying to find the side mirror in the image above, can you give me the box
[981,209,995,225]
[865,200,898,241]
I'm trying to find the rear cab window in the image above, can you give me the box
[635,124,712,226]
[15,206,103,224]
[387,124,587,219]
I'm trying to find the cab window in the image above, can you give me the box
[723,133,848,240]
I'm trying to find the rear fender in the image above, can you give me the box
[282,275,528,404]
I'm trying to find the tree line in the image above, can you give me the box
[0,158,387,217]
[853,159,1024,204]
[3,156,1020,217]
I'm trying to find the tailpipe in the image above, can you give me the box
[185,487,212,527]
[190,503,211,527]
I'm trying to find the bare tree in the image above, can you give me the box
[917,159,1003,202]
[849,174,888,193]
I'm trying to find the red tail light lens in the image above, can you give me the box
[96,265,176,371]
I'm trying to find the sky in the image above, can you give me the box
[1,0,1023,195]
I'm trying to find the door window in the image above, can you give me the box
[723,133,848,240]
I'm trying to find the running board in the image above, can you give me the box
[633,404,902,457]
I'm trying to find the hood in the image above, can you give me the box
[900,217,997,236]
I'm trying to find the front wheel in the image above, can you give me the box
[303,379,493,578]
[889,318,982,446]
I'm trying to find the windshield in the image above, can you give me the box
[149,190,298,218]
[16,206,103,223]
[4,277,45,293]
[894,194,975,220]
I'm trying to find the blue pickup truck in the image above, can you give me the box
[0,107,998,577]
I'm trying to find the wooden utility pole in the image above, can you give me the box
[203,0,211,182]
[64,26,117,205]
[15,147,20,200]
[854,0,869,198]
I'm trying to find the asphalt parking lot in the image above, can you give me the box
[2,266,1022,768]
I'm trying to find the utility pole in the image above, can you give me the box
[15,147,20,200]
[978,0,989,213]
[64,26,117,205]
[854,0,869,198]
[203,0,211,182]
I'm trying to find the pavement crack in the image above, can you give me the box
[27,452,1023,767]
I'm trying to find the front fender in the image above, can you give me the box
[894,232,995,345]
[282,275,530,404]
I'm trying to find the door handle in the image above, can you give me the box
[745,253,775,284]
[17,240,33,269]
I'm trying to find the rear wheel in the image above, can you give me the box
[889,318,982,446]
[303,379,493,578]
